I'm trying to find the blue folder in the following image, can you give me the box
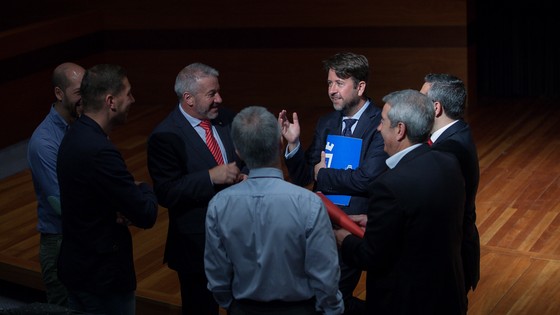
[323,135,362,206]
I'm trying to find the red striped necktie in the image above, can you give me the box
[199,120,224,165]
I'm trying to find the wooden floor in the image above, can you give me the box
[1,96,559,314]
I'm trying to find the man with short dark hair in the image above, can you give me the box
[57,64,158,315]
[279,52,388,314]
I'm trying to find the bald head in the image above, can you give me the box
[53,62,85,91]
[52,62,85,122]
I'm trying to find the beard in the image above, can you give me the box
[196,103,219,120]
[332,96,360,116]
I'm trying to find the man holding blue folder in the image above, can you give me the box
[278,52,388,315]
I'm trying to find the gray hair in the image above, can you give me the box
[231,106,281,169]
[174,63,219,100]
[424,73,467,120]
[382,89,434,144]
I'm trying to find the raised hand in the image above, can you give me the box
[278,110,300,152]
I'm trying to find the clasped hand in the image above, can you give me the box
[333,214,367,247]
[209,162,245,185]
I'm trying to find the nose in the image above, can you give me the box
[131,93,136,103]
[214,93,223,104]
[328,85,337,95]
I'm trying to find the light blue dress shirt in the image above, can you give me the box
[205,167,344,314]
[27,105,68,234]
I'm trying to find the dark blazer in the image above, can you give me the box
[147,106,242,273]
[57,115,158,295]
[285,101,388,215]
[432,120,481,291]
[341,145,467,315]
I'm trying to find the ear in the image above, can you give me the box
[434,101,444,118]
[183,92,194,106]
[106,94,117,112]
[396,122,407,141]
[54,87,64,102]
[357,81,366,96]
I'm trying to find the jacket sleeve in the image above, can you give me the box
[316,126,388,196]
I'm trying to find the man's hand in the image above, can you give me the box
[333,228,352,248]
[314,151,327,181]
[237,173,248,182]
[278,110,300,152]
[209,162,241,185]
[349,214,368,230]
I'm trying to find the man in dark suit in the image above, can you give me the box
[57,64,159,315]
[147,63,245,315]
[278,52,387,314]
[421,73,481,304]
[334,89,467,315]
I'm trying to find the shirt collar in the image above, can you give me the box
[385,143,422,169]
[343,99,370,120]
[431,120,459,143]
[49,104,70,130]
[248,167,284,179]
[178,103,203,127]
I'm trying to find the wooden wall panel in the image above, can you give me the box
[0,0,468,149]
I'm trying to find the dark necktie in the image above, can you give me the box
[199,120,224,165]
[342,118,357,137]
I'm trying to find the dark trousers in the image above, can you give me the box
[230,299,318,315]
[40,233,68,306]
[338,255,365,315]
[177,270,219,315]
[67,289,135,315]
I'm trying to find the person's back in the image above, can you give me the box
[364,147,466,314]
[205,106,343,315]
[206,169,342,305]
[58,116,151,286]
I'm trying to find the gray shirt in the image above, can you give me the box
[204,167,344,314]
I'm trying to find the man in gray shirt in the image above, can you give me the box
[205,106,344,315]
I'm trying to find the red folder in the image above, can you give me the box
[316,192,365,238]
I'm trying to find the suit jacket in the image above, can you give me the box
[432,120,481,291]
[341,145,467,315]
[147,106,242,274]
[285,101,388,215]
[57,115,158,295]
